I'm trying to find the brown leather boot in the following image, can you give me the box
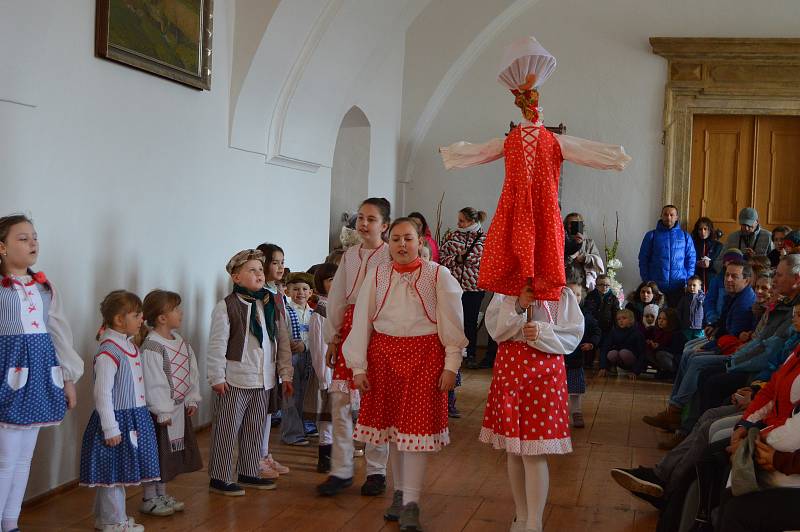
[642,404,681,432]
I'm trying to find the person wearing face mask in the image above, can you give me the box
[716,208,773,272]
[638,205,696,308]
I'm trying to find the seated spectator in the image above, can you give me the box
[691,216,723,291]
[563,212,605,291]
[747,254,772,281]
[767,225,791,267]
[677,275,705,340]
[783,230,800,255]
[598,309,646,379]
[715,271,772,356]
[407,211,439,262]
[704,248,744,326]
[583,273,619,367]
[645,308,685,378]
[642,260,755,446]
[638,205,696,307]
[715,207,773,271]
[642,303,659,330]
[626,281,664,329]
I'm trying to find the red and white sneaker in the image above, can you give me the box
[260,454,289,477]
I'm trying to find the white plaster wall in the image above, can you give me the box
[330,116,370,250]
[403,0,800,292]
[0,0,403,498]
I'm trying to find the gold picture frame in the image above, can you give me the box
[96,0,213,90]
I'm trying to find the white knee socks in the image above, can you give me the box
[261,413,272,457]
[506,453,549,532]
[0,427,40,532]
[389,449,428,506]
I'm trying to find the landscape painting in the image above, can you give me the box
[96,0,213,90]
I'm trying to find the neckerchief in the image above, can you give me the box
[393,257,423,273]
[232,284,275,344]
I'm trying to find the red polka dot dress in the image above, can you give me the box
[343,259,468,452]
[479,289,585,455]
[479,125,565,301]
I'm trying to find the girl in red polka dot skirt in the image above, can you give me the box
[480,284,584,532]
[344,218,468,531]
[318,198,392,497]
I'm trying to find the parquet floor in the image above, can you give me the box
[21,369,673,531]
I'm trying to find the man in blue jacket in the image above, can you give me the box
[638,205,696,308]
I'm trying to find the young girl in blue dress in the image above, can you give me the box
[79,290,160,532]
[0,214,84,532]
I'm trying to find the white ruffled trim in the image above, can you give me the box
[79,476,160,488]
[479,426,572,455]
[355,423,450,452]
[0,420,61,430]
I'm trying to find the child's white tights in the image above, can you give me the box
[94,486,126,526]
[261,413,272,457]
[507,453,549,532]
[568,394,582,414]
[142,481,167,500]
[389,448,428,506]
[0,427,40,532]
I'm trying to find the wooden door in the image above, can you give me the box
[690,114,800,237]
[690,115,755,236]
[754,116,800,229]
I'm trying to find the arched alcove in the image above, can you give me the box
[329,106,371,251]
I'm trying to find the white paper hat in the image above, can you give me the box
[497,36,557,90]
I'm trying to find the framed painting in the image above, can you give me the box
[95,0,213,90]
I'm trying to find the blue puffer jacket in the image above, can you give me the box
[638,221,696,293]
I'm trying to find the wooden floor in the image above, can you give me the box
[22,369,673,531]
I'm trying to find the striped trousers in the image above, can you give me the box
[208,385,268,483]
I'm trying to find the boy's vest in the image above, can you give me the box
[223,292,286,362]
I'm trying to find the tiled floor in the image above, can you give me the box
[21,368,672,531]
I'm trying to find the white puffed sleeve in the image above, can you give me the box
[440,138,505,169]
[435,267,468,373]
[555,134,632,171]
[324,252,350,343]
[309,312,332,388]
[485,294,528,343]
[531,288,584,354]
[342,267,378,376]
[207,301,230,386]
[141,344,174,423]
[47,285,84,382]
[93,354,120,439]
[185,342,202,406]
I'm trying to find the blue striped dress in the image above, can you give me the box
[79,332,160,486]
[0,277,67,427]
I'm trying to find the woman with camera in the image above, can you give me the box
[564,212,605,292]
[440,207,490,380]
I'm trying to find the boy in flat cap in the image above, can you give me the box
[280,272,317,446]
[207,249,293,495]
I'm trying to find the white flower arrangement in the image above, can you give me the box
[604,212,625,304]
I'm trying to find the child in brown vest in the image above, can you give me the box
[206,249,293,495]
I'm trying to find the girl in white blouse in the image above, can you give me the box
[481,285,584,532]
[344,218,468,531]
[0,215,84,532]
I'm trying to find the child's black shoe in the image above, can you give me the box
[237,474,276,490]
[209,478,245,496]
[317,475,353,496]
[361,474,386,496]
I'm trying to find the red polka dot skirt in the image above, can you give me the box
[355,332,449,452]
[330,305,355,394]
[479,341,572,455]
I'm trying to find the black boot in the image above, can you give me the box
[317,444,332,473]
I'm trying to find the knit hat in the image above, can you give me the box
[226,249,265,274]
[738,207,759,226]
[285,272,314,288]
[643,304,659,320]
[784,230,800,248]
[722,248,744,264]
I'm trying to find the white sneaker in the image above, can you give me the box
[162,494,185,512]
[140,495,174,516]
[96,517,141,531]
[101,518,144,532]
[263,454,289,475]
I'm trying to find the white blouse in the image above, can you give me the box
[324,244,390,344]
[343,265,468,375]
[8,275,84,382]
[308,307,332,389]
[141,331,201,423]
[485,287,584,355]
[440,124,631,171]
[94,329,145,439]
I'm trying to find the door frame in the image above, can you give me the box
[650,38,800,225]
